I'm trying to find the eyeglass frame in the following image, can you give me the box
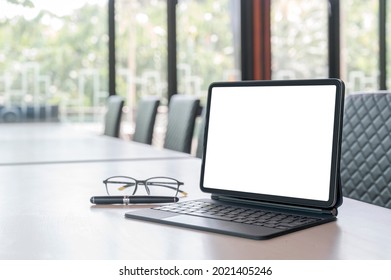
[102,175,186,198]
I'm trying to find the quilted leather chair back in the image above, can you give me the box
[341,92,391,208]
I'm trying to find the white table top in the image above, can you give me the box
[0,158,390,260]
[0,123,189,165]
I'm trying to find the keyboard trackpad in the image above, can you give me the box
[164,214,279,239]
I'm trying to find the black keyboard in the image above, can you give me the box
[153,200,321,230]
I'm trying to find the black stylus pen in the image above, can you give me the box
[90,195,179,205]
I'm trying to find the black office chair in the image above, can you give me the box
[164,95,200,154]
[196,106,206,158]
[103,95,124,138]
[132,96,160,145]
[341,92,391,209]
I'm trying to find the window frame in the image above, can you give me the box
[108,0,389,98]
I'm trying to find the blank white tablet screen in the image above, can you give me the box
[203,84,336,201]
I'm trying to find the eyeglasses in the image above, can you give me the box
[91,176,187,205]
[103,176,187,198]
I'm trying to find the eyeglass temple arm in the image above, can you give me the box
[146,182,187,196]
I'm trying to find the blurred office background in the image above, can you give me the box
[0,0,386,143]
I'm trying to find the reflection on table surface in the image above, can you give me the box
[0,123,189,165]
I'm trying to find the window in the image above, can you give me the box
[341,0,379,94]
[0,1,108,124]
[176,0,241,103]
[115,0,167,130]
[271,0,328,80]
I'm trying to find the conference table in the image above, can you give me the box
[0,123,391,259]
[0,123,188,165]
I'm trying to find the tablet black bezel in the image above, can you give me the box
[199,79,345,209]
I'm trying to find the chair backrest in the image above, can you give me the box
[103,95,124,138]
[341,92,391,208]
[196,106,206,158]
[132,96,160,145]
[164,95,200,154]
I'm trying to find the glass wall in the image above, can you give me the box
[341,0,379,94]
[115,0,240,143]
[386,1,391,90]
[271,0,328,80]
[176,0,241,104]
[115,0,167,128]
[0,0,108,124]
